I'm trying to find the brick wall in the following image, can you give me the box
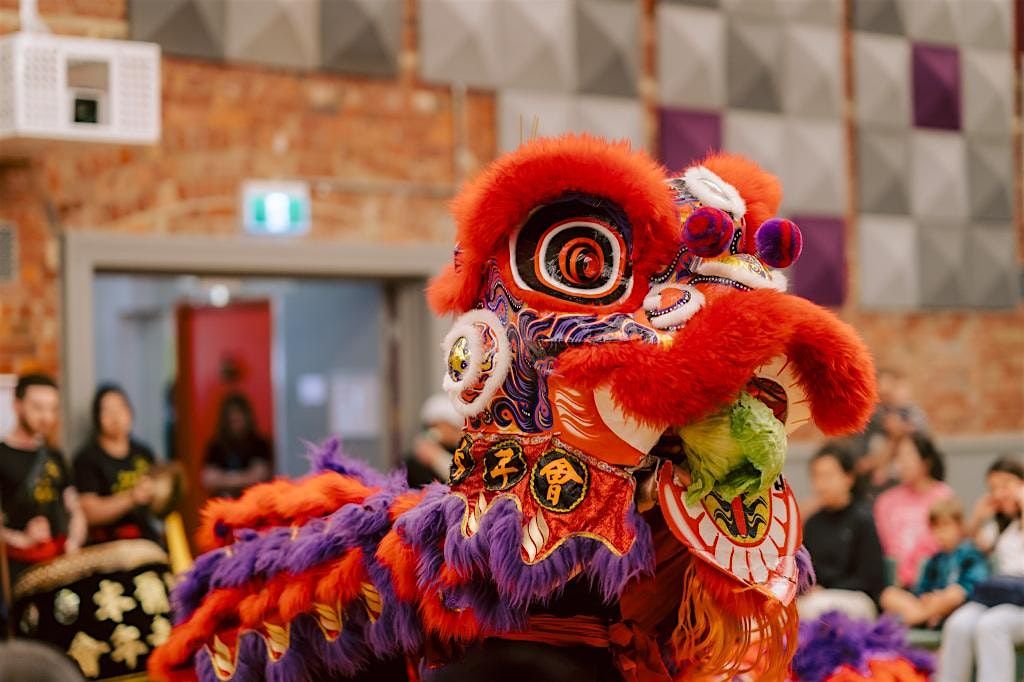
[0,0,1020,436]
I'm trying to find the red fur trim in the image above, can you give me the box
[418,586,486,642]
[150,549,369,676]
[316,549,367,604]
[427,134,679,315]
[197,472,376,550]
[554,289,877,435]
[700,153,783,253]
[390,490,428,521]
[377,531,419,601]
[148,587,248,679]
[827,658,929,682]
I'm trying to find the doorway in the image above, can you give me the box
[64,232,451,537]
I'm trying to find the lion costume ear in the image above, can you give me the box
[427,261,473,316]
[426,134,679,316]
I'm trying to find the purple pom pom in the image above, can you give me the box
[755,218,803,268]
[682,206,733,257]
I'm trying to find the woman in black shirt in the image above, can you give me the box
[799,442,886,620]
[201,393,272,498]
[73,384,159,544]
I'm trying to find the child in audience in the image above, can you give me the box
[880,498,988,628]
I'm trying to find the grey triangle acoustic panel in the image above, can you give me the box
[574,0,639,96]
[916,221,968,308]
[852,0,904,35]
[497,0,576,92]
[964,222,1019,308]
[726,19,782,113]
[858,128,911,216]
[130,0,226,60]
[223,0,320,70]
[321,0,401,77]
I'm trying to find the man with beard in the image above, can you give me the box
[0,374,87,579]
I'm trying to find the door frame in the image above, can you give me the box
[62,231,451,461]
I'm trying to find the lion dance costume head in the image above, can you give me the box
[150,136,877,682]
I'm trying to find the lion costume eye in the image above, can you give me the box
[509,195,633,305]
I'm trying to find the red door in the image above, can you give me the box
[176,301,274,541]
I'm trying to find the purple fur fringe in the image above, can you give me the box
[792,611,935,682]
[795,545,816,596]
[176,441,657,679]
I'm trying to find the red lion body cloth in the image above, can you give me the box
[150,136,876,682]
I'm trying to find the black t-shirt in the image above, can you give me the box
[204,434,272,497]
[803,499,886,602]
[73,439,158,543]
[0,441,71,535]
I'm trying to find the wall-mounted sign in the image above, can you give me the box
[241,181,311,236]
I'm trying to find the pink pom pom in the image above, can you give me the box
[682,206,734,257]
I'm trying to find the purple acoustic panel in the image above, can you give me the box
[789,215,846,307]
[658,107,722,173]
[912,43,961,130]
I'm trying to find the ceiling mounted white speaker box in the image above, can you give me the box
[0,31,161,157]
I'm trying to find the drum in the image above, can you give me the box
[12,539,174,680]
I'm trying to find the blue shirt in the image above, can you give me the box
[915,540,989,596]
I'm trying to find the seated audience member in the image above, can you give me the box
[881,498,988,627]
[874,432,953,588]
[201,393,272,498]
[0,374,86,576]
[406,393,462,488]
[799,443,886,620]
[854,367,929,497]
[73,384,160,544]
[938,457,1024,682]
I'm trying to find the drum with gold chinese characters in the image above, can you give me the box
[11,539,174,680]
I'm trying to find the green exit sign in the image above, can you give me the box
[241,181,311,235]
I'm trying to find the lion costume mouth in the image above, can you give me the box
[554,286,876,444]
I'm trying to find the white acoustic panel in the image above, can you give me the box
[722,110,784,176]
[658,4,725,109]
[780,118,846,214]
[781,23,842,119]
[419,0,503,88]
[909,130,966,221]
[854,33,911,129]
[498,90,642,152]
[778,0,840,25]
[898,0,957,44]
[955,0,1011,49]
[961,48,1013,136]
[859,215,919,309]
